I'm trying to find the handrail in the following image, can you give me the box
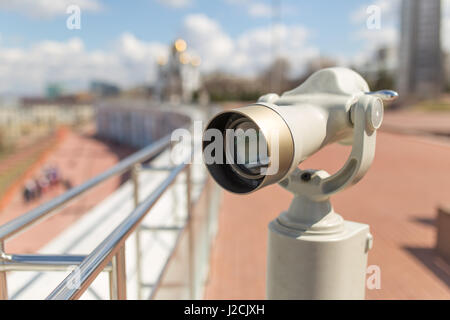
[46,162,188,300]
[0,134,172,242]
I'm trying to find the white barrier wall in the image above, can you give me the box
[95,102,190,148]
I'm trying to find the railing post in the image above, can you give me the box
[108,269,116,300]
[109,247,127,300]
[132,163,142,300]
[169,140,181,224]
[0,241,7,300]
[186,166,195,299]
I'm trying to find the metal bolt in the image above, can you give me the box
[301,172,312,182]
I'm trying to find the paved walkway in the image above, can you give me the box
[382,110,450,147]
[0,128,135,253]
[205,123,450,299]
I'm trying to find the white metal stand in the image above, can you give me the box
[266,169,372,299]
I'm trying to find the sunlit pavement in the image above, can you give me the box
[205,113,450,300]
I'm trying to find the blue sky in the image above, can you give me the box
[0,0,382,55]
[0,0,405,95]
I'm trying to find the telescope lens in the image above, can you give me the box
[202,104,294,194]
[225,119,269,178]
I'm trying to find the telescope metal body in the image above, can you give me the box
[202,67,396,299]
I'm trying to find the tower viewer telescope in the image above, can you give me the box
[202,67,398,299]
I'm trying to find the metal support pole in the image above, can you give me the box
[132,163,141,207]
[109,246,127,300]
[0,241,7,300]
[109,266,117,300]
[132,163,142,300]
[186,166,196,299]
[169,140,181,224]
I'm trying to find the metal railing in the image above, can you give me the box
[0,133,196,300]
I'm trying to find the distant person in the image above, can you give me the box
[37,175,49,195]
[34,178,42,198]
[43,166,52,184]
[45,165,61,185]
[63,179,73,190]
[53,166,61,184]
[23,185,31,203]
[23,180,37,202]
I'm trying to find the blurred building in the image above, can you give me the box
[155,39,201,103]
[0,96,93,150]
[46,83,65,99]
[446,52,450,91]
[397,0,443,100]
[90,81,120,97]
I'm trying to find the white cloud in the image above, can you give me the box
[349,0,400,67]
[181,14,318,76]
[181,14,235,71]
[0,14,318,95]
[156,0,192,9]
[0,0,102,18]
[116,32,167,61]
[0,35,168,95]
[226,0,297,19]
[248,3,271,18]
[354,25,398,52]
[351,0,399,25]
[234,24,317,76]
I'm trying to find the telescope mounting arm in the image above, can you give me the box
[280,91,396,201]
